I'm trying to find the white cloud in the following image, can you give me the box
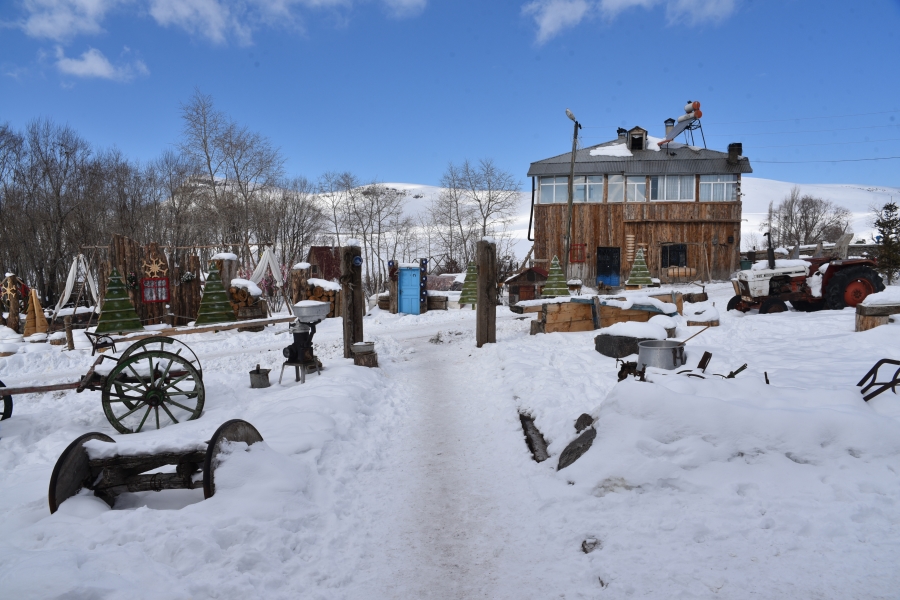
[382,0,427,18]
[55,46,149,81]
[21,0,123,41]
[524,0,738,43]
[17,0,427,46]
[522,0,590,45]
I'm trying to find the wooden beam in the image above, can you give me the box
[476,240,497,348]
[341,245,365,359]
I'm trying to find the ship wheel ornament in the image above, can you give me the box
[143,256,168,278]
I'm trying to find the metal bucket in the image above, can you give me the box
[249,364,271,388]
[292,301,331,323]
[637,340,686,371]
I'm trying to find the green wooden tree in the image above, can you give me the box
[96,268,143,334]
[626,247,653,287]
[874,201,900,285]
[541,255,570,298]
[459,262,478,307]
[195,262,237,325]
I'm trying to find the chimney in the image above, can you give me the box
[664,118,675,138]
[617,127,627,140]
[727,142,742,165]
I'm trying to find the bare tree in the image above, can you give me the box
[457,158,522,239]
[762,186,851,247]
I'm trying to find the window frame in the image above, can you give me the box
[570,243,586,263]
[650,175,695,201]
[607,175,624,203]
[699,174,738,202]
[625,176,646,202]
[141,277,170,304]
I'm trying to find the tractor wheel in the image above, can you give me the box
[726,295,745,312]
[824,266,885,310]
[790,300,824,312]
[759,299,788,314]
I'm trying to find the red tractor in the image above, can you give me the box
[728,234,884,314]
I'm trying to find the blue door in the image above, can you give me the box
[596,247,621,287]
[398,268,421,314]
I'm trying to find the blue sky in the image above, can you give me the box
[3,0,900,189]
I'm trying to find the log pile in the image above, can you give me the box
[307,285,342,318]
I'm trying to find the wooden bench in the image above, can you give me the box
[856,303,900,332]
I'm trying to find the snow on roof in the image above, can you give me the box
[344,238,361,247]
[589,143,632,158]
[211,252,237,261]
[292,262,311,270]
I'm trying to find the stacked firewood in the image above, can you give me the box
[229,286,263,317]
[307,285,341,318]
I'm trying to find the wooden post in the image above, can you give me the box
[389,279,398,314]
[5,276,20,334]
[64,316,74,350]
[341,245,364,359]
[476,240,497,348]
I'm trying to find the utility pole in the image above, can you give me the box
[563,108,582,277]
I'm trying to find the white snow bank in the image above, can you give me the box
[860,286,900,306]
[211,252,237,261]
[0,326,22,341]
[596,321,667,340]
[751,259,810,271]
[567,279,582,285]
[292,262,311,270]
[648,314,678,329]
[308,278,341,292]
[231,278,262,297]
[516,296,572,307]
[589,143,632,157]
[84,438,207,460]
[598,294,677,314]
[808,271,824,297]
[55,306,97,316]
[0,342,20,354]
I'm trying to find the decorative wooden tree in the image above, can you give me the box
[96,268,143,334]
[459,262,478,307]
[541,256,570,298]
[24,288,48,337]
[626,247,653,287]
[195,262,237,325]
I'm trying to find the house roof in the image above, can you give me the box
[527,131,752,177]
[504,267,549,284]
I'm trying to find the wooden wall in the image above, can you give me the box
[535,202,742,283]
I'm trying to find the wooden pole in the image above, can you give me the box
[5,277,20,334]
[341,245,365,359]
[562,118,581,277]
[64,316,74,350]
[476,240,497,348]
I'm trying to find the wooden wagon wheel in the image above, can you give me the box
[48,431,115,513]
[0,379,11,421]
[202,419,264,499]
[118,336,203,378]
[102,350,205,434]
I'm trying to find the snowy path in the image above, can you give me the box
[346,327,592,599]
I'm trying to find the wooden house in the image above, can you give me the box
[504,267,548,304]
[305,246,342,282]
[527,123,752,284]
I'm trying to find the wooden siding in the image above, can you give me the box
[534,201,742,283]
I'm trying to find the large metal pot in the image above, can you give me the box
[637,340,686,370]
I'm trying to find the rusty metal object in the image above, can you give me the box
[857,359,900,401]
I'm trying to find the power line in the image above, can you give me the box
[704,108,900,125]
[749,137,900,149]
[754,156,900,164]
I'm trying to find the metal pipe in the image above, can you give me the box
[527,176,535,242]
[563,118,581,275]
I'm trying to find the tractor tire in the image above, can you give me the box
[726,295,744,312]
[824,266,885,310]
[790,300,824,312]
[759,299,788,314]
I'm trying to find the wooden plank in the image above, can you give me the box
[857,304,900,317]
[476,240,498,347]
[113,316,295,343]
[544,319,595,333]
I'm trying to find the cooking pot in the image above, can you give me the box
[637,340,686,371]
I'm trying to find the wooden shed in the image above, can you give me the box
[504,267,548,305]
[527,123,752,284]
[305,246,342,283]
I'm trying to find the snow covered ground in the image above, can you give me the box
[1,284,900,598]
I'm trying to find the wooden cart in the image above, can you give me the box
[0,336,205,434]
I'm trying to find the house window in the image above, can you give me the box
[607,175,624,202]
[539,176,569,203]
[141,277,169,303]
[311,264,319,274]
[626,176,646,202]
[570,243,586,263]
[573,176,603,202]
[661,244,688,268]
[699,174,738,201]
[650,175,694,201]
